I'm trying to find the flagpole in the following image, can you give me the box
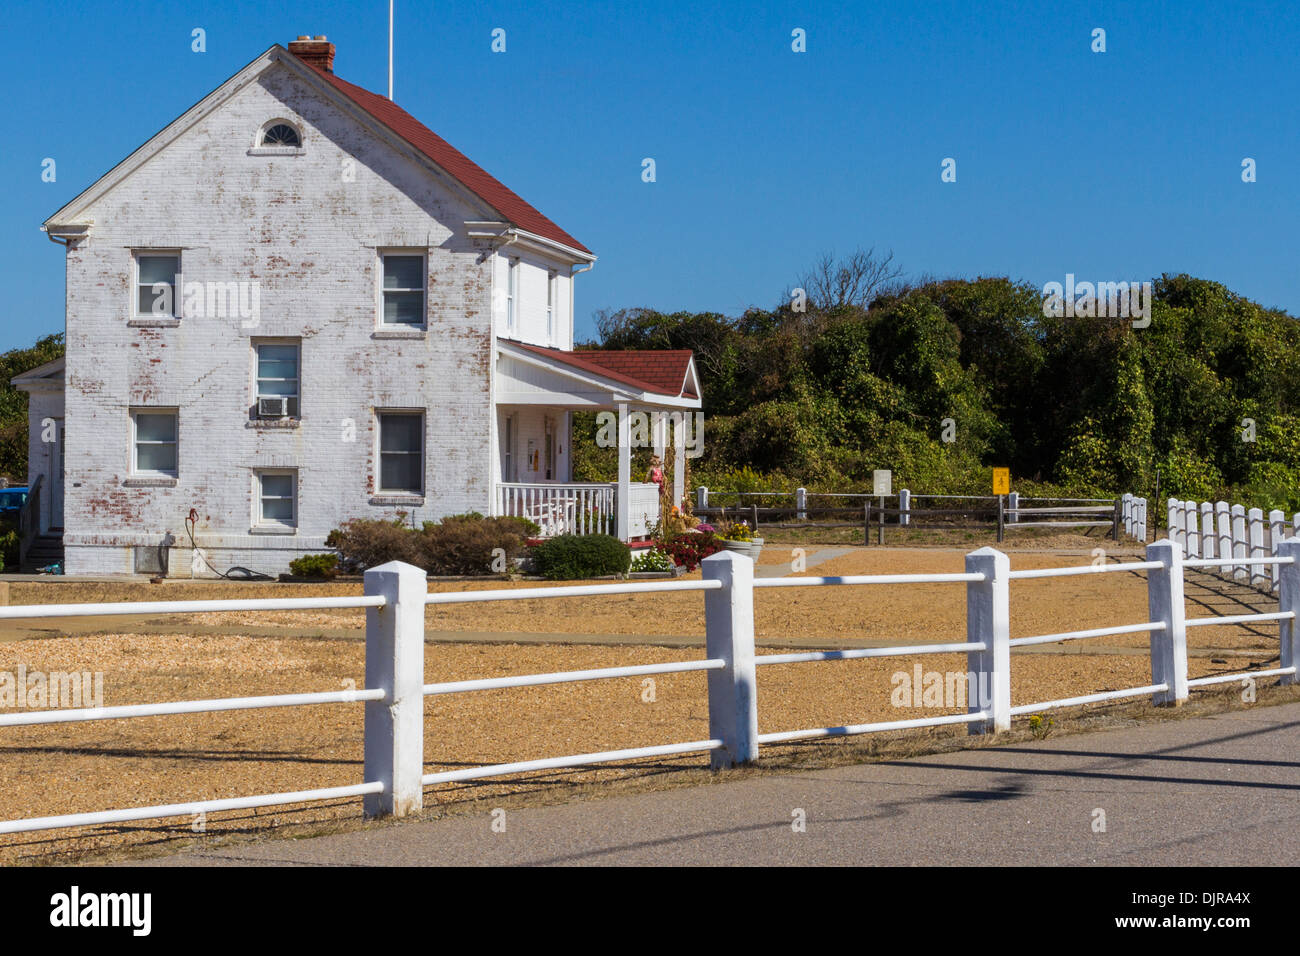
[388,0,394,100]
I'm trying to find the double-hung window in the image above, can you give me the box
[135,253,180,318]
[255,342,300,418]
[546,270,556,344]
[506,257,518,332]
[132,410,178,477]
[381,254,426,326]
[256,471,297,528]
[378,412,424,494]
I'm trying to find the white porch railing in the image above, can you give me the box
[497,482,615,536]
[496,481,661,539]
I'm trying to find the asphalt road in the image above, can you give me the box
[141,701,1300,866]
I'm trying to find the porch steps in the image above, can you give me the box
[21,533,64,573]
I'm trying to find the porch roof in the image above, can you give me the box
[497,341,702,409]
[10,356,64,393]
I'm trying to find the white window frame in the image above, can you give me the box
[133,251,181,319]
[249,119,306,156]
[376,410,425,495]
[255,469,298,529]
[503,413,516,482]
[379,251,427,328]
[130,408,179,478]
[546,270,556,344]
[506,256,519,333]
[253,339,301,418]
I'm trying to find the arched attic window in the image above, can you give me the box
[260,122,302,147]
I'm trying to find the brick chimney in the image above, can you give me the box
[288,35,335,73]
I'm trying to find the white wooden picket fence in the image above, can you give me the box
[0,541,1295,836]
[1120,494,1150,542]
[1157,497,1299,592]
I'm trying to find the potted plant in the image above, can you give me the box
[716,520,763,560]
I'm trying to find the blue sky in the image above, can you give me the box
[2,0,1298,352]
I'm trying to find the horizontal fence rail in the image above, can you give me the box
[699,485,1138,544]
[2,533,1298,837]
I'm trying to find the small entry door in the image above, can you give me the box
[49,422,64,530]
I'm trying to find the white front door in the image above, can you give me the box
[49,422,64,530]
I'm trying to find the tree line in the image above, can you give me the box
[576,260,1300,512]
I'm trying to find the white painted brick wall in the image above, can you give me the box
[60,62,514,575]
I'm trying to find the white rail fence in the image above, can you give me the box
[1158,497,1300,593]
[0,540,1296,836]
[697,485,1117,530]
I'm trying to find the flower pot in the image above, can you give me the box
[719,538,763,561]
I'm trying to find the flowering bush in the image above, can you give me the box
[718,520,755,542]
[660,531,723,571]
[630,548,675,572]
[694,523,715,534]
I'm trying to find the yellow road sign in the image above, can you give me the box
[992,468,1010,495]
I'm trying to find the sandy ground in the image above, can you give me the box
[0,543,1285,863]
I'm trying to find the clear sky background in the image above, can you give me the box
[2,0,1297,353]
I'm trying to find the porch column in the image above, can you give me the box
[617,402,631,542]
[672,411,686,511]
[651,411,666,459]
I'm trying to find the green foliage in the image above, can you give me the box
[0,524,18,571]
[532,534,631,580]
[0,333,64,482]
[573,272,1300,512]
[288,553,339,579]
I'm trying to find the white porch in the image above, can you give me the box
[492,340,703,542]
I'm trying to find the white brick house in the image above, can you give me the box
[14,37,701,577]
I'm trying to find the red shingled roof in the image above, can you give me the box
[294,56,591,255]
[514,344,697,399]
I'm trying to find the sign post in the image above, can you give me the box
[992,468,1010,543]
[873,470,892,546]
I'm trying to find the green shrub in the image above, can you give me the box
[532,534,631,580]
[325,518,419,569]
[417,515,527,576]
[0,526,18,571]
[288,553,339,579]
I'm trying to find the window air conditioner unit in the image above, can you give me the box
[258,396,289,419]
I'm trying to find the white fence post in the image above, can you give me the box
[1146,539,1189,706]
[1183,500,1200,558]
[1217,502,1232,575]
[965,547,1010,734]
[1007,491,1019,524]
[1200,502,1215,561]
[1121,493,1132,536]
[1248,508,1265,587]
[1231,504,1248,581]
[702,551,759,769]
[363,560,427,818]
[1270,510,1285,591]
[796,487,807,521]
[697,486,708,511]
[1278,538,1300,687]
[1137,498,1146,542]
[1167,499,1182,553]
[899,488,911,526]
